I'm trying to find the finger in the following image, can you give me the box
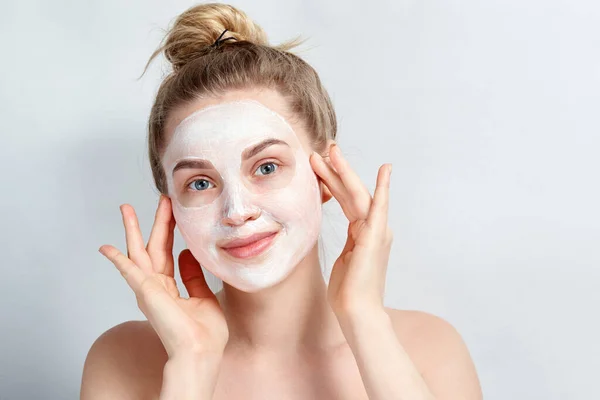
[310,151,355,220]
[366,164,392,232]
[178,249,215,300]
[146,195,175,276]
[329,145,372,220]
[120,204,153,273]
[164,212,176,278]
[100,245,191,358]
[99,244,146,292]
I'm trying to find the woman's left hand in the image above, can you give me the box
[310,144,393,318]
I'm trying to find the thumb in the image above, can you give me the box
[178,249,214,300]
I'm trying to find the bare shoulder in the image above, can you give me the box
[384,307,483,399]
[384,307,459,344]
[81,320,167,400]
[383,308,455,368]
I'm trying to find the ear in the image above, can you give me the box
[322,138,337,157]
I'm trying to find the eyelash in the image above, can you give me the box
[185,161,281,192]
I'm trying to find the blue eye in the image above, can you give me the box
[187,163,278,192]
[256,162,278,176]
[188,179,215,191]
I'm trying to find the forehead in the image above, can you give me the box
[163,88,312,153]
[169,100,297,148]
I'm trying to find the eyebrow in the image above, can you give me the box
[172,159,214,175]
[171,138,290,176]
[242,138,289,160]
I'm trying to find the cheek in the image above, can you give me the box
[258,162,321,222]
[172,202,221,242]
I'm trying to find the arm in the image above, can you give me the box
[310,146,481,399]
[337,308,436,400]
[159,353,223,400]
[90,197,229,399]
[338,308,483,400]
[80,321,223,400]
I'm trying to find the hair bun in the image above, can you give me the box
[157,3,269,71]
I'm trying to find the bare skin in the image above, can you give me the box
[81,87,482,399]
[82,304,476,399]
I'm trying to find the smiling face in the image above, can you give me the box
[161,95,323,292]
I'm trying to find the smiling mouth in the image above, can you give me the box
[219,231,280,259]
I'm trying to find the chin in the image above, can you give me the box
[222,264,296,293]
[214,234,320,293]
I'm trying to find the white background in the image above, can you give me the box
[1,0,599,398]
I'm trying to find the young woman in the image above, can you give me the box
[81,3,482,399]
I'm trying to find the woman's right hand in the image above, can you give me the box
[98,195,229,360]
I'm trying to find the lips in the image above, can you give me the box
[219,230,280,260]
[219,231,280,249]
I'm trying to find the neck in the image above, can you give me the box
[215,242,346,355]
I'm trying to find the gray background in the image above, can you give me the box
[1,0,599,399]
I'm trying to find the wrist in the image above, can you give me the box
[334,304,389,329]
[160,352,223,400]
[169,347,224,365]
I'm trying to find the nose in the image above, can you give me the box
[220,184,261,227]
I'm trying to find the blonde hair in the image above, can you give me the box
[140,3,338,194]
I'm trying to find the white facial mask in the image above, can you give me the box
[162,100,322,292]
